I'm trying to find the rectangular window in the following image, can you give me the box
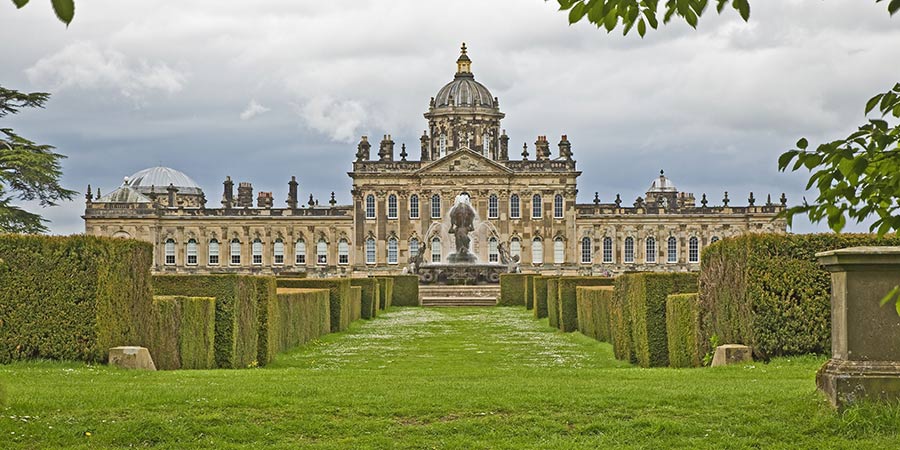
[316,240,327,265]
[209,241,219,266]
[274,241,284,265]
[667,238,677,263]
[602,238,613,263]
[388,239,398,265]
[410,195,420,219]
[488,195,498,219]
[488,239,499,263]
[295,241,306,265]
[510,196,520,219]
[532,195,542,219]
[339,240,349,265]
[431,195,441,219]
[624,238,634,263]
[366,239,376,264]
[365,195,375,219]
[689,238,700,263]
[581,238,592,264]
[554,195,564,219]
[388,195,398,219]
[186,241,198,266]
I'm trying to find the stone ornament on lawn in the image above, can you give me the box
[108,346,157,371]
[710,344,752,367]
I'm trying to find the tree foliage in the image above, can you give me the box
[10,0,74,26]
[0,87,75,233]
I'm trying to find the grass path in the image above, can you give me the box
[1,307,899,448]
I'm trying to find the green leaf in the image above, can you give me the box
[796,137,808,150]
[866,94,884,115]
[11,0,28,8]
[889,0,900,16]
[638,17,647,36]
[880,285,900,306]
[569,2,587,23]
[733,0,750,21]
[778,151,797,170]
[51,0,74,26]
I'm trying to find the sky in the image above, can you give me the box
[2,0,899,235]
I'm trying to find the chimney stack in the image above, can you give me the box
[356,136,371,161]
[379,134,394,161]
[287,176,299,209]
[237,182,253,208]
[222,176,234,209]
[535,135,551,160]
[166,183,178,207]
[257,191,273,208]
[558,135,572,161]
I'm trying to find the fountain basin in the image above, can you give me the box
[417,263,505,285]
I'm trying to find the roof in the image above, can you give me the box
[648,170,677,193]
[125,166,203,195]
[94,185,152,203]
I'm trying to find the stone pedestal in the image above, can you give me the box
[108,346,157,371]
[710,344,752,367]
[816,246,900,410]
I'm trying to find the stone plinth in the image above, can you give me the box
[108,346,157,371]
[710,344,752,367]
[816,246,900,410]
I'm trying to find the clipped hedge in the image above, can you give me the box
[350,286,362,322]
[524,275,535,310]
[375,277,394,310]
[253,276,278,366]
[270,288,331,356]
[557,276,615,332]
[533,276,549,319]
[0,235,153,364]
[699,233,900,359]
[149,296,216,370]
[153,274,260,369]
[276,278,352,333]
[350,278,380,319]
[546,278,561,329]
[576,286,614,342]
[666,293,701,368]
[620,272,698,368]
[386,275,418,306]
[499,273,528,306]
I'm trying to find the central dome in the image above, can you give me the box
[126,166,203,195]
[433,43,496,109]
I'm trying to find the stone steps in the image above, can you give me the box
[419,285,500,307]
[421,296,498,307]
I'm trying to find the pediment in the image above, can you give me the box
[415,148,513,176]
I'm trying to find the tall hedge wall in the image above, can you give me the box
[386,275,418,306]
[253,276,278,366]
[557,277,615,332]
[0,235,154,364]
[153,274,260,369]
[149,296,216,370]
[350,278,380,319]
[276,278,352,333]
[350,286,362,322]
[546,278,561,329]
[620,272,698,368]
[375,277,394,310]
[576,286,614,342]
[699,233,900,359]
[524,275,535,310]
[533,276,549,319]
[271,288,331,356]
[666,293,701,368]
[499,273,528,306]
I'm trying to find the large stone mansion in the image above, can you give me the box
[83,44,787,276]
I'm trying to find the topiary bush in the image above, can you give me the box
[621,272,698,368]
[350,286,362,322]
[524,275,535,310]
[533,276,549,319]
[699,233,900,359]
[350,278,380,319]
[386,275,418,306]
[149,296,216,370]
[557,276,615,332]
[271,288,330,356]
[576,286,614,342]
[276,278,352,333]
[375,277,394,310]
[666,293,701,368]
[153,274,261,369]
[546,278,561,329]
[499,273,528,306]
[0,235,153,364]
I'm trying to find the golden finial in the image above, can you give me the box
[456,42,472,74]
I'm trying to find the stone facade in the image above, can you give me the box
[83,44,787,276]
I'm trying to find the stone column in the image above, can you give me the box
[816,246,900,410]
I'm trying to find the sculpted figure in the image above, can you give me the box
[448,193,477,263]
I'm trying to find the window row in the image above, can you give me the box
[363,193,567,220]
[163,237,349,267]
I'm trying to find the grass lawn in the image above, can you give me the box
[1,307,899,449]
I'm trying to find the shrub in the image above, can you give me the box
[699,233,900,359]
[610,276,634,362]
[276,278,352,333]
[546,278,561,329]
[153,274,260,369]
[666,293,701,368]
[375,277,394,310]
[557,276,615,332]
[350,286,362,322]
[350,278,380,319]
[533,276,549,319]
[0,235,153,364]
[149,296,216,370]
[253,277,278,366]
[271,288,331,356]
[499,273,528,306]
[576,286,614,342]
[524,275,535,310]
[620,272,698,368]
[386,275,418,306]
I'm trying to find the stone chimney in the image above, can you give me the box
[287,176,299,209]
[558,135,572,161]
[499,130,509,160]
[535,135,551,161]
[237,182,253,208]
[222,176,234,209]
[257,191,273,208]
[379,134,394,161]
[166,183,178,207]
[420,131,430,161]
[356,136,371,161]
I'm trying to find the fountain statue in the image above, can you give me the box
[448,193,477,263]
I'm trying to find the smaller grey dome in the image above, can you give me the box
[434,75,495,108]
[126,166,203,196]
[648,170,677,193]
[95,185,151,204]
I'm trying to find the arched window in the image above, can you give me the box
[710,236,720,244]
[208,239,220,266]
[438,134,447,157]
[295,239,306,265]
[388,237,398,264]
[510,237,521,259]
[164,239,176,265]
[431,237,442,263]
[316,239,327,265]
[488,194,499,219]
[554,237,565,264]
[488,237,499,263]
[532,194,542,219]
[667,236,677,263]
[602,237,613,263]
[646,237,657,263]
[273,239,284,265]
[431,194,441,219]
[689,237,700,263]
[338,238,349,265]
[554,194,564,219]
[410,194,420,219]
[252,238,263,265]
[581,237,592,264]
[230,238,241,265]
[410,238,419,258]
[186,239,198,266]
[387,194,398,219]
[365,194,375,219]
[624,237,634,263]
[366,237,376,264]
[532,237,544,265]
[510,194,521,219]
